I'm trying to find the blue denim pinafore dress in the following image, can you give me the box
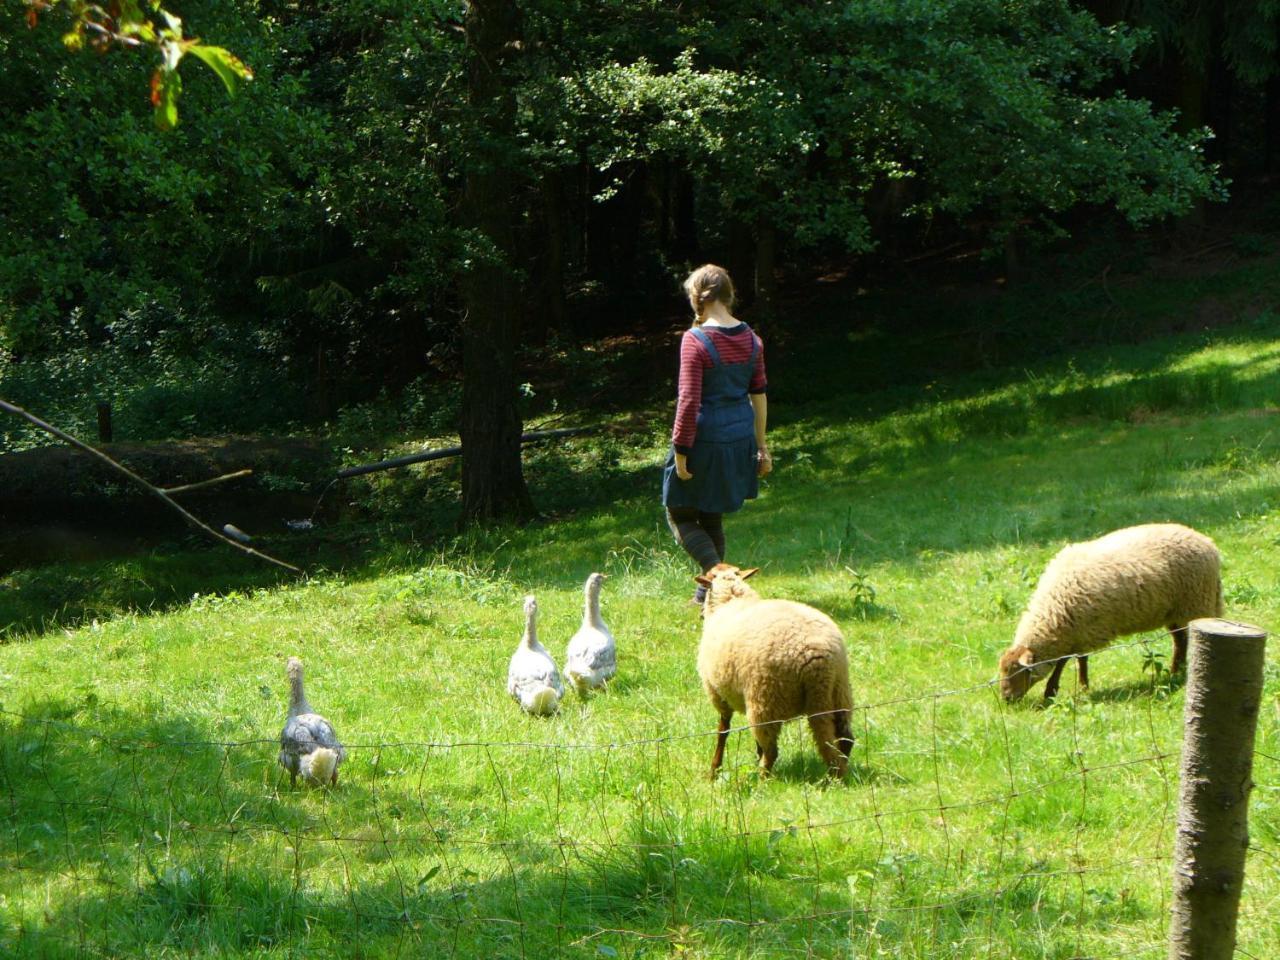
[662,326,759,514]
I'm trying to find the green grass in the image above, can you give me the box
[4,307,1280,958]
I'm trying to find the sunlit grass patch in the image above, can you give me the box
[3,316,1280,958]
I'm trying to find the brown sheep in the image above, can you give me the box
[696,564,854,778]
[998,523,1224,702]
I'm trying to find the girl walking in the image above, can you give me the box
[662,264,771,604]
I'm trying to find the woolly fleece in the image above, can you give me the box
[999,523,1223,700]
[698,565,853,777]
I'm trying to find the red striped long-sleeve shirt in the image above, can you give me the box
[672,323,767,454]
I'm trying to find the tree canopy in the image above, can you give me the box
[3,0,1243,516]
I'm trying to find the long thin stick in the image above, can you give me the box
[0,399,301,574]
[336,425,598,480]
[161,469,254,496]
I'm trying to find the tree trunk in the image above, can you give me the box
[1002,227,1021,286]
[614,163,645,283]
[586,167,617,281]
[1205,8,1232,168]
[539,171,567,341]
[655,159,673,254]
[1265,68,1280,176]
[753,220,777,326]
[672,170,698,261]
[459,0,534,523]
[1168,619,1268,960]
[1176,52,1209,229]
[726,216,755,308]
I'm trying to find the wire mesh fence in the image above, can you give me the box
[0,641,1275,959]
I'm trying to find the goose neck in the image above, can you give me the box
[583,584,604,626]
[288,676,311,715]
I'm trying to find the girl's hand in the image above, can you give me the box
[757,448,773,477]
[675,453,693,480]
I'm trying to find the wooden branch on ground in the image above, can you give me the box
[161,469,254,496]
[1175,239,1234,261]
[0,399,301,574]
[901,240,972,265]
[336,425,599,480]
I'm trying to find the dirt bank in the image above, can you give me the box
[0,437,334,508]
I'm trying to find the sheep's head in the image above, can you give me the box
[998,646,1053,702]
[696,563,760,617]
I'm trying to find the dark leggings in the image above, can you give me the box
[666,507,725,572]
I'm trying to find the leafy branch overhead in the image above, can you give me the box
[23,0,252,129]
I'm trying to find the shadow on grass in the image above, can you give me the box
[0,545,296,639]
[1082,673,1183,704]
[10,829,838,959]
[1,696,1163,959]
[795,594,899,623]
[1,703,827,957]
[999,667,1180,710]
[756,751,898,787]
[0,431,672,639]
[0,698,293,879]
[8,313,1280,637]
[500,318,1280,592]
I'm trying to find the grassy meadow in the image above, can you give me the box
[3,268,1280,958]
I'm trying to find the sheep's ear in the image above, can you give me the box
[694,573,712,587]
[739,567,760,580]
[1016,648,1036,668]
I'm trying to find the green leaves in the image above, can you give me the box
[149,68,181,132]
[187,44,254,99]
[22,0,253,131]
[148,42,254,128]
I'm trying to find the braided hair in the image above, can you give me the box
[682,264,736,323]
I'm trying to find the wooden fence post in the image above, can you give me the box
[1168,618,1268,960]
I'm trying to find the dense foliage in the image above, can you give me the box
[1,0,1258,461]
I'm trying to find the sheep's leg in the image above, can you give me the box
[710,708,733,777]
[1076,655,1089,693]
[808,713,848,779]
[834,710,855,758]
[758,738,779,777]
[1169,624,1189,675]
[1042,657,1069,702]
[751,721,780,777]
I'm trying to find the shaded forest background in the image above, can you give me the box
[2,0,1278,517]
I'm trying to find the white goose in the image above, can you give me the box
[565,572,616,696]
[278,656,346,787]
[507,595,564,715]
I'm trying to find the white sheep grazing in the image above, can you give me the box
[697,564,854,779]
[998,523,1224,702]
